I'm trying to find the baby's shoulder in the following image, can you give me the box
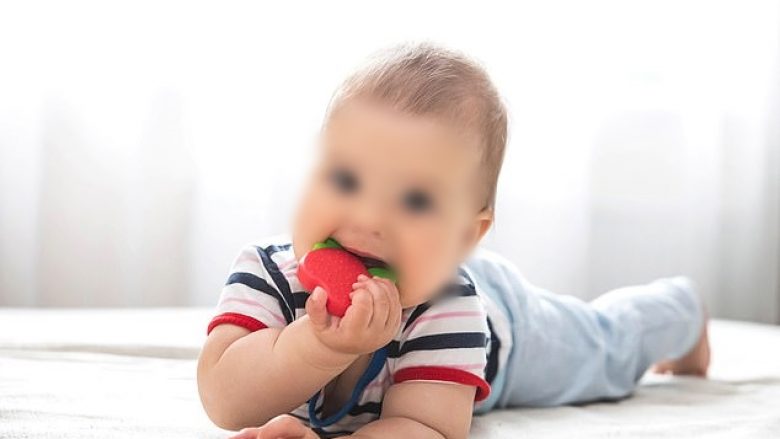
[228,233,301,293]
[232,233,297,268]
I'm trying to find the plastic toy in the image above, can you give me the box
[298,237,396,317]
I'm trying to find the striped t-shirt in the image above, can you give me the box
[207,234,512,437]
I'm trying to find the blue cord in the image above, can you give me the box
[308,346,388,428]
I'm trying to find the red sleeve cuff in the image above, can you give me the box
[207,312,268,335]
[393,366,491,402]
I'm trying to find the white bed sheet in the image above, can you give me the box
[0,308,778,438]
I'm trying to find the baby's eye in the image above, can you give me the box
[329,167,359,194]
[402,189,433,213]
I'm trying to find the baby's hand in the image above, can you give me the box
[227,414,320,439]
[305,274,402,356]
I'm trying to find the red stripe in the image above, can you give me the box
[393,366,491,402]
[207,312,268,335]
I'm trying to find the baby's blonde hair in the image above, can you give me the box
[323,41,509,216]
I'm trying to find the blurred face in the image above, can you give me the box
[292,98,493,308]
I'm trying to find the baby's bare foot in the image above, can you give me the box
[652,309,710,377]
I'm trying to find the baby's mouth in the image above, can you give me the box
[341,245,391,270]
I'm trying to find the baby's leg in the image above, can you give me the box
[465,249,707,409]
[517,276,706,407]
[588,276,709,379]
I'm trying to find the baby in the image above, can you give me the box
[197,42,710,439]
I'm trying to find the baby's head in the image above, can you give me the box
[293,42,507,308]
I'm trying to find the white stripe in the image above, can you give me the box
[228,244,269,278]
[216,283,287,327]
[390,346,488,370]
[403,313,490,339]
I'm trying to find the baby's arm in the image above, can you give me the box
[338,381,476,439]
[197,303,359,430]
[199,275,402,432]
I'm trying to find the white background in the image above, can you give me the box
[1,1,778,323]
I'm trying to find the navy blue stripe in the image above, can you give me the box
[288,412,309,422]
[293,291,309,309]
[313,427,357,437]
[388,332,487,358]
[402,302,430,332]
[451,283,477,297]
[435,282,477,300]
[458,266,474,285]
[226,272,293,324]
[347,401,382,417]
[265,243,292,258]
[485,317,500,384]
[256,245,296,324]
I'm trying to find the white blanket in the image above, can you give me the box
[0,308,778,438]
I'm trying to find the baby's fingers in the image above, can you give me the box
[374,277,402,328]
[342,287,373,330]
[305,287,332,332]
[352,277,391,327]
[365,279,391,327]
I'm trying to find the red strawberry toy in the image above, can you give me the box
[298,238,396,317]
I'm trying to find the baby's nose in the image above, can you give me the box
[349,219,383,240]
[351,203,384,238]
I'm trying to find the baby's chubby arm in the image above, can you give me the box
[197,304,353,431]
[334,380,476,439]
[197,275,402,431]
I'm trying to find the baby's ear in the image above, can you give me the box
[462,208,493,254]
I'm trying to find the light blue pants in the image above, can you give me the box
[465,250,704,413]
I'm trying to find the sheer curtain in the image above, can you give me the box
[1,1,778,323]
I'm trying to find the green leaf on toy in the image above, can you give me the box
[312,237,342,250]
[367,267,397,284]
